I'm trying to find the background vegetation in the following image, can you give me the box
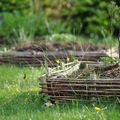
[0,0,120,45]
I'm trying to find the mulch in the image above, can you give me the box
[101,64,120,78]
[14,41,109,52]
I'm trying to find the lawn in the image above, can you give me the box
[0,64,120,120]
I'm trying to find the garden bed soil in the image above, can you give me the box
[14,41,108,52]
[101,63,120,78]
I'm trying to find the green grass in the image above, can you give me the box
[46,33,117,46]
[0,64,120,120]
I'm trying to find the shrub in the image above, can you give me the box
[0,12,36,44]
[0,0,120,42]
[0,0,30,14]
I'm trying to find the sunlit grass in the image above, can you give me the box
[0,64,120,120]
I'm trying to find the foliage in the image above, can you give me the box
[0,13,37,45]
[39,0,120,36]
[0,0,30,14]
[46,33,78,42]
[100,56,118,65]
[0,0,120,44]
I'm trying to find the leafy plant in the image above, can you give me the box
[100,56,118,65]
[0,0,120,39]
[0,13,36,45]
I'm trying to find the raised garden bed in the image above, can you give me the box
[0,51,108,67]
[40,61,120,101]
[0,41,118,67]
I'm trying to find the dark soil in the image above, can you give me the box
[101,64,120,78]
[14,41,108,52]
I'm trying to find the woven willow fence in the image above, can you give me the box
[0,51,107,67]
[40,62,120,101]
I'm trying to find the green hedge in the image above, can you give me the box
[0,0,119,42]
[40,0,119,36]
[0,0,30,14]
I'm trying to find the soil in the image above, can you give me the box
[101,64,120,78]
[14,41,109,52]
[67,63,120,79]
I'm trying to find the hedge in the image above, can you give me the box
[0,0,119,40]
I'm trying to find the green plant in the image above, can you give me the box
[0,0,120,39]
[39,93,50,103]
[46,33,78,42]
[0,13,37,45]
[100,56,118,65]
[0,0,30,14]
[39,0,120,37]
[13,28,32,45]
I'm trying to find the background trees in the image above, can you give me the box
[0,0,119,42]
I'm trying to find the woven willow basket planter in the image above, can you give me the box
[40,61,120,101]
